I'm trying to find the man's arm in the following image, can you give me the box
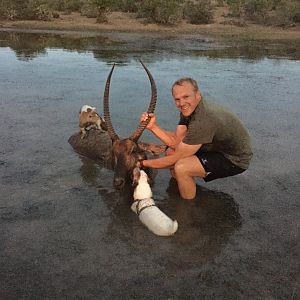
[143,142,202,169]
[150,124,187,149]
[140,112,186,148]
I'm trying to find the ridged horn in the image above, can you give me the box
[103,64,120,141]
[129,60,157,142]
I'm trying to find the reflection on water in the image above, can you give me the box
[0,31,115,61]
[78,156,241,268]
[0,30,299,62]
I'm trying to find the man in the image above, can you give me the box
[137,78,252,200]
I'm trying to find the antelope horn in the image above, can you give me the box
[103,64,120,141]
[129,60,157,142]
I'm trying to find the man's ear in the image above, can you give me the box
[196,90,201,102]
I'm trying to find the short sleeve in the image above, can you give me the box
[183,118,215,145]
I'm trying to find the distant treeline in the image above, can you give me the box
[0,0,299,27]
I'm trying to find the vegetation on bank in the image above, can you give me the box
[0,0,299,27]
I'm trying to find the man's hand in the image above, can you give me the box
[143,142,202,169]
[136,159,145,169]
[140,112,156,130]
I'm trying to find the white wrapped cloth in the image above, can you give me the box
[131,168,178,236]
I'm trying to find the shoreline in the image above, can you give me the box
[1,12,300,41]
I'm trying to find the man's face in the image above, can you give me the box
[172,82,201,117]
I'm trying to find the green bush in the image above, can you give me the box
[138,0,183,25]
[243,0,272,22]
[225,0,245,17]
[28,1,52,20]
[0,0,52,20]
[116,0,141,12]
[91,0,114,23]
[215,0,225,6]
[47,0,65,10]
[1,0,298,25]
[47,0,83,12]
[184,0,214,24]
[5,0,28,19]
[225,0,300,25]
[0,6,17,20]
[80,2,98,18]
[273,0,300,26]
[0,0,10,19]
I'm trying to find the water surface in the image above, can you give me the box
[0,31,299,299]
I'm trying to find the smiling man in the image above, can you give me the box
[138,78,252,200]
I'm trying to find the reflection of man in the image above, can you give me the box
[137,78,252,200]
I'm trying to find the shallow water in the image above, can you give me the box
[0,31,299,299]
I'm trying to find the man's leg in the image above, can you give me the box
[173,156,207,200]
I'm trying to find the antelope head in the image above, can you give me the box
[103,61,159,190]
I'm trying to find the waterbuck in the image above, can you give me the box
[68,61,166,189]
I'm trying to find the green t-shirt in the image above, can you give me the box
[179,99,253,169]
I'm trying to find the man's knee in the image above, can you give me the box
[174,159,189,176]
[174,156,207,179]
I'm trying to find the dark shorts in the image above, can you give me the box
[195,150,246,182]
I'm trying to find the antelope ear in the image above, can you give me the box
[132,167,141,187]
[100,119,108,131]
[130,144,137,153]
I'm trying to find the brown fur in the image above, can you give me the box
[132,167,141,189]
[79,108,107,139]
[132,167,153,189]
